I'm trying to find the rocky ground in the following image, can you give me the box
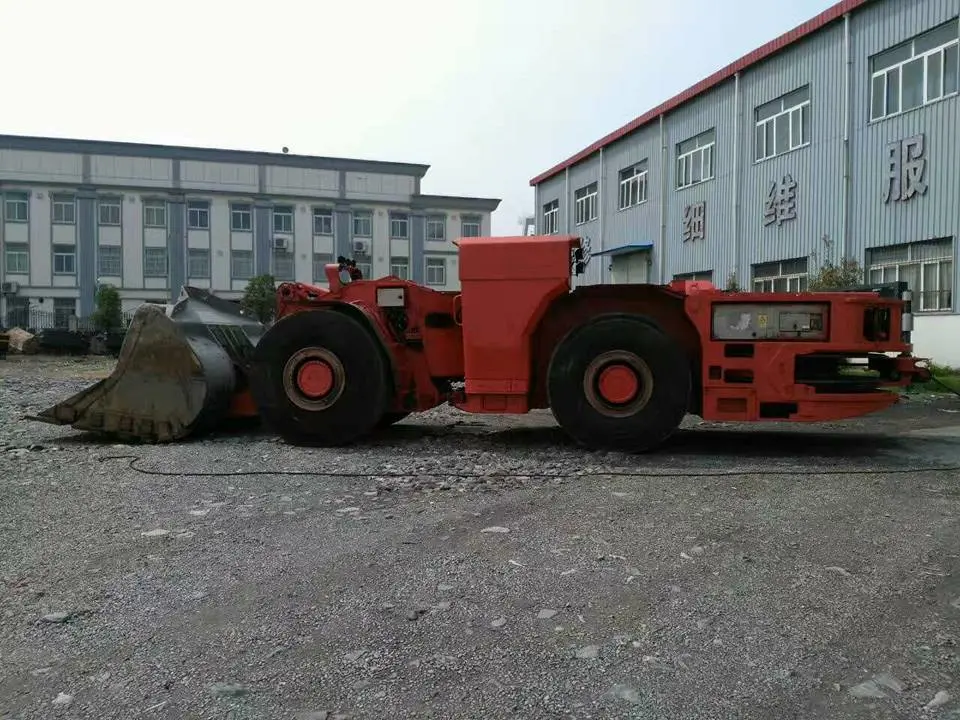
[1,355,960,720]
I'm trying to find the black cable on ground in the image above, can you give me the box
[97,454,960,479]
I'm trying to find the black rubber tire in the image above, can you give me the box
[547,315,691,452]
[248,309,390,446]
[377,411,410,429]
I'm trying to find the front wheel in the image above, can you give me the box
[248,309,390,446]
[547,315,691,452]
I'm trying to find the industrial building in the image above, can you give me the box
[530,0,960,365]
[0,135,499,328]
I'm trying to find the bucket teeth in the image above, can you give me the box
[31,287,265,443]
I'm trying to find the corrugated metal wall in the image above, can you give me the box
[534,0,960,309]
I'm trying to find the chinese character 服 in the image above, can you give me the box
[884,134,928,204]
[763,174,798,227]
[682,202,706,242]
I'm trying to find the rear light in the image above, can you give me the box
[712,303,828,341]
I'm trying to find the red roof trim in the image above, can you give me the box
[529,0,870,187]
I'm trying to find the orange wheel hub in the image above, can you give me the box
[296,359,334,398]
[597,364,639,405]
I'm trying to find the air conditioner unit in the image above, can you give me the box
[1,281,20,294]
[273,237,289,250]
[352,239,370,255]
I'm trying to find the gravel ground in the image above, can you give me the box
[2,355,960,720]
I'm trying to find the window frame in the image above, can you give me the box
[352,210,373,237]
[312,252,335,282]
[866,239,953,312]
[97,244,123,276]
[143,246,168,277]
[542,199,559,234]
[4,244,29,274]
[272,247,295,280]
[754,85,812,162]
[273,206,294,234]
[574,182,599,225]
[425,256,446,286]
[98,198,122,226]
[230,203,253,232]
[52,244,76,275]
[312,208,333,236]
[751,258,809,292]
[425,215,446,242]
[52,195,76,225]
[676,129,716,190]
[3,193,29,222]
[231,249,254,280]
[187,248,211,278]
[870,20,960,122]
[389,212,409,239]
[187,200,210,230]
[390,257,409,279]
[143,200,167,228]
[460,215,481,238]
[618,161,649,210]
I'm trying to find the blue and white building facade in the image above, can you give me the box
[530,0,960,365]
[0,135,499,327]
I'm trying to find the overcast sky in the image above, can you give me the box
[1,0,838,234]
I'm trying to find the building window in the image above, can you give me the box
[4,193,28,222]
[755,86,811,161]
[618,161,648,210]
[752,257,809,292]
[426,215,446,242]
[542,199,559,234]
[4,244,28,273]
[97,198,121,226]
[273,248,295,280]
[144,247,168,277]
[231,204,252,232]
[352,210,372,237]
[232,249,254,279]
[187,201,209,230]
[425,257,446,286]
[676,129,716,189]
[461,216,481,237]
[273,206,294,234]
[143,200,166,228]
[52,195,75,224]
[866,238,953,312]
[52,244,75,274]
[313,208,333,235]
[188,248,210,278]
[98,245,122,276]
[390,213,409,239]
[871,20,959,121]
[390,256,409,279]
[53,298,75,328]
[673,270,713,282]
[312,252,334,282]
[574,182,599,225]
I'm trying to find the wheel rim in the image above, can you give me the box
[583,350,654,417]
[282,347,346,411]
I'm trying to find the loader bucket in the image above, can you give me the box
[31,287,265,443]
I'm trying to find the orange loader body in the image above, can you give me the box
[34,233,930,452]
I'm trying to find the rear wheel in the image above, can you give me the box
[547,315,691,452]
[248,309,389,446]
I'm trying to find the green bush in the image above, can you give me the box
[240,274,277,323]
[92,283,123,331]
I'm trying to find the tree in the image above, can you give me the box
[725,270,741,292]
[241,274,277,323]
[807,233,864,291]
[807,257,864,290]
[91,283,123,331]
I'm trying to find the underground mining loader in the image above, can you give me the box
[33,234,931,452]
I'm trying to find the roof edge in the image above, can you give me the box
[0,133,432,178]
[412,194,502,212]
[528,0,868,187]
